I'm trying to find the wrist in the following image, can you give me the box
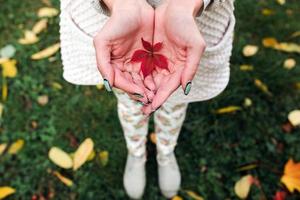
[102,0,146,13]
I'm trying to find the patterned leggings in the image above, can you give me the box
[113,88,188,157]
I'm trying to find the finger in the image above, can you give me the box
[131,72,152,102]
[144,74,156,91]
[143,68,183,115]
[181,38,206,95]
[114,68,145,97]
[153,73,164,88]
[93,37,114,92]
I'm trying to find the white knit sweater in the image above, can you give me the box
[59,0,235,103]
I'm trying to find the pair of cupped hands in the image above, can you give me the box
[93,0,206,115]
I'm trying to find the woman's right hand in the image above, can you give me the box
[93,0,155,104]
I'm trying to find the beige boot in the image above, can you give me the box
[123,152,146,199]
[157,152,181,198]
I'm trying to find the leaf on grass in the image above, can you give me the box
[0,143,7,156]
[283,58,296,70]
[171,196,183,200]
[99,150,109,167]
[73,138,94,170]
[48,147,73,169]
[0,103,3,118]
[2,78,7,102]
[240,65,254,71]
[288,110,300,127]
[215,106,242,114]
[96,84,104,90]
[276,0,285,5]
[236,164,257,172]
[242,45,259,57]
[234,175,254,199]
[262,37,278,48]
[51,82,63,90]
[0,187,16,199]
[31,43,60,60]
[87,150,96,161]
[243,98,252,107]
[37,7,59,18]
[290,31,300,39]
[8,139,24,154]
[1,59,17,78]
[0,45,16,58]
[261,8,275,16]
[274,43,300,54]
[186,190,204,200]
[37,95,49,106]
[281,158,300,192]
[150,132,157,144]
[32,19,48,34]
[274,191,287,200]
[53,171,73,187]
[18,30,39,45]
[254,79,272,96]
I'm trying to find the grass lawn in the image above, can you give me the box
[0,0,300,199]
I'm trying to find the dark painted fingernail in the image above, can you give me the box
[184,81,192,95]
[132,93,144,98]
[103,79,112,92]
[156,106,161,111]
[137,101,144,105]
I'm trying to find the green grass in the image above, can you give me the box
[1,0,300,199]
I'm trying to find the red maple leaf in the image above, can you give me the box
[131,38,168,78]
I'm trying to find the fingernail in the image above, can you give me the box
[184,81,192,95]
[103,79,112,92]
[156,106,161,111]
[132,93,144,98]
[137,101,144,105]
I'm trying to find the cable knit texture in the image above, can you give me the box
[59,0,235,103]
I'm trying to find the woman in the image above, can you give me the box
[59,0,235,198]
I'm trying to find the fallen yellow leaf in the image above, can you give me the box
[261,8,274,16]
[283,58,296,70]
[1,59,17,78]
[288,110,300,127]
[242,45,259,57]
[31,43,60,60]
[186,190,204,200]
[243,98,252,107]
[240,65,254,71]
[290,31,300,39]
[73,138,94,170]
[2,78,7,101]
[37,95,49,106]
[281,158,300,192]
[277,0,285,5]
[234,175,254,199]
[32,18,48,34]
[262,37,278,48]
[0,143,7,156]
[87,150,96,161]
[53,171,73,187]
[254,79,272,96]
[172,196,183,200]
[215,106,242,114]
[0,186,16,199]
[8,139,24,154]
[51,82,63,90]
[99,150,109,167]
[37,7,59,18]
[274,42,300,54]
[0,103,3,118]
[48,147,73,169]
[18,30,39,45]
[0,58,9,64]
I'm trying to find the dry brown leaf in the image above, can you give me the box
[53,171,73,187]
[0,187,16,199]
[37,95,49,106]
[234,175,254,199]
[18,30,39,45]
[37,7,59,18]
[32,19,48,34]
[0,143,7,156]
[243,45,259,57]
[150,132,157,144]
[215,106,242,114]
[186,190,204,200]
[73,138,94,170]
[288,110,300,127]
[262,37,278,47]
[240,65,254,71]
[8,139,24,154]
[99,150,109,167]
[283,58,296,69]
[48,147,73,169]
[31,43,60,60]
[254,79,272,96]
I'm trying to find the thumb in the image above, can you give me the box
[181,39,206,95]
[93,37,114,92]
